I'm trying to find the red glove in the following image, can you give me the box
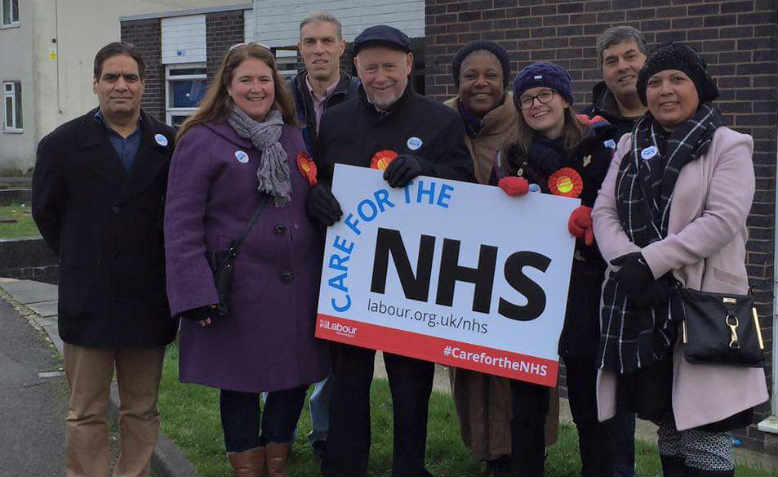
[498,176,529,196]
[568,205,594,246]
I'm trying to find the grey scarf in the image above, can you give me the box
[228,105,291,207]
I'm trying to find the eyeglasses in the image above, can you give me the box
[518,89,555,110]
[228,41,271,52]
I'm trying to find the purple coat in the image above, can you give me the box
[164,121,328,392]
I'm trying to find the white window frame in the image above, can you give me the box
[165,63,207,127]
[0,0,20,28]
[3,81,22,132]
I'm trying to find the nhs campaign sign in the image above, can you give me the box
[316,164,578,387]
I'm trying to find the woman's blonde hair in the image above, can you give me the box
[513,96,587,156]
[177,43,296,140]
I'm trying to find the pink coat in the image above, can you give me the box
[592,126,769,431]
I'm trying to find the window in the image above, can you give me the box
[274,48,299,79]
[1,0,19,27]
[3,81,22,131]
[165,64,207,128]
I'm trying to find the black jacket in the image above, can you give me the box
[32,109,177,347]
[501,122,617,357]
[582,81,640,141]
[290,71,360,159]
[317,85,474,185]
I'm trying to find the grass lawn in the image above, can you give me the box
[0,203,39,239]
[158,342,772,476]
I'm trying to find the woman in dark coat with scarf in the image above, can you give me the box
[164,43,329,476]
[496,61,619,477]
[593,43,768,477]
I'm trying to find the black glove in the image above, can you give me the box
[306,184,342,226]
[611,252,654,297]
[383,154,425,188]
[179,305,217,322]
[631,276,672,308]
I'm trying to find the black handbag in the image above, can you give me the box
[206,198,267,318]
[678,287,765,367]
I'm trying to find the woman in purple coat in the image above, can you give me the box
[164,43,328,476]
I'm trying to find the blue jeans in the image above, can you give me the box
[307,374,332,444]
[219,386,307,452]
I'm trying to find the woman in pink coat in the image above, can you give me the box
[592,43,768,477]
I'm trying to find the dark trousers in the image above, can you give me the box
[611,405,636,477]
[566,357,619,476]
[510,380,550,477]
[324,343,434,477]
[219,385,307,452]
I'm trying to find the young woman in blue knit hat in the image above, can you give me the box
[495,61,619,476]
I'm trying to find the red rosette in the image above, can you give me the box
[296,151,318,186]
[548,167,584,198]
[370,150,398,171]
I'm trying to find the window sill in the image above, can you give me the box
[0,23,20,30]
[2,128,23,134]
[757,415,778,434]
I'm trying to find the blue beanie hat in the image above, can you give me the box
[512,62,574,106]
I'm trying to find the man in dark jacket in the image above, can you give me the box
[583,25,648,141]
[288,12,359,460]
[32,42,176,477]
[308,25,472,477]
[581,25,649,477]
[290,11,359,159]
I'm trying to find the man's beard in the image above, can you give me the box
[367,84,406,110]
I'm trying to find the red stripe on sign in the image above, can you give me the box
[316,314,558,387]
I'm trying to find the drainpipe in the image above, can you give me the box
[54,0,62,114]
[759,129,778,433]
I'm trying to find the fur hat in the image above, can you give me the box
[636,42,719,105]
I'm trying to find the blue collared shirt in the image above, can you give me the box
[94,110,142,172]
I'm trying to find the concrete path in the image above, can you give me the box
[0,297,67,476]
[0,278,197,477]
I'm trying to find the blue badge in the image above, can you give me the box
[406,136,423,151]
[154,134,168,147]
[529,183,541,193]
[604,139,616,149]
[235,150,249,164]
[641,146,658,160]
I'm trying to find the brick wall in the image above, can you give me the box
[122,10,245,125]
[206,11,245,83]
[426,0,777,454]
[121,19,164,122]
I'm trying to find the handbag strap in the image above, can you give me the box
[226,196,268,258]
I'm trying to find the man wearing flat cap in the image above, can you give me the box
[308,24,473,477]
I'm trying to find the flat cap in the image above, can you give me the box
[353,25,411,55]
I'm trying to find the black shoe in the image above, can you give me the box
[487,456,511,476]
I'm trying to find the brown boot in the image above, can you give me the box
[265,442,290,476]
[228,446,266,477]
